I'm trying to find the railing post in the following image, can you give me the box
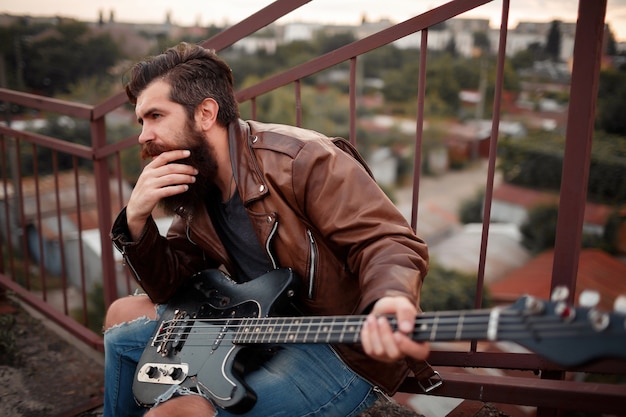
[91,116,118,308]
[542,2,608,416]
[551,0,607,297]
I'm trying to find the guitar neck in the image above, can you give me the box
[232,310,504,345]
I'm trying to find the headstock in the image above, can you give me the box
[504,286,626,367]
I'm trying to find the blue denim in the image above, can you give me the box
[103,307,378,417]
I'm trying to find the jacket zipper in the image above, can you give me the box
[306,229,317,299]
[119,246,142,282]
[265,218,279,269]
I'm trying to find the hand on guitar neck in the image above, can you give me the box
[362,295,430,363]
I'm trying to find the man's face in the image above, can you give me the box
[135,80,218,217]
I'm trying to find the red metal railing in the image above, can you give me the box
[1,0,624,415]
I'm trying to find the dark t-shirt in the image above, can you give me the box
[207,188,273,282]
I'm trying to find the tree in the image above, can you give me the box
[545,20,562,61]
[520,204,559,254]
[473,31,491,54]
[459,190,485,224]
[420,262,491,311]
[596,68,626,135]
[7,19,121,96]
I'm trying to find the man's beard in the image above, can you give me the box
[141,123,219,219]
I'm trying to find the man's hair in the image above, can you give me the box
[125,42,239,126]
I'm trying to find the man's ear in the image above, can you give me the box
[196,98,219,131]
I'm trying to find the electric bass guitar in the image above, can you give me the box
[133,267,626,413]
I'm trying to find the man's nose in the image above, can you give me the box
[138,125,153,145]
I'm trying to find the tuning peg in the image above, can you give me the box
[579,290,600,308]
[614,295,626,314]
[551,286,570,302]
[523,296,545,315]
[588,309,610,331]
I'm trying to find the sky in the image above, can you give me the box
[2,0,626,41]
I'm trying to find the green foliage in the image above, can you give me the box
[380,52,519,118]
[498,132,565,190]
[459,190,485,224]
[602,211,623,254]
[498,131,626,205]
[519,203,619,254]
[240,82,351,137]
[4,19,122,96]
[595,68,626,135]
[16,115,92,177]
[510,48,537,70]
[420,262,491,312]
[520,204,559,254]
[545,20,562,61]
[361,45,407,78]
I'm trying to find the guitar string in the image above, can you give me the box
[149,313,598,345]
[151,312,581,332]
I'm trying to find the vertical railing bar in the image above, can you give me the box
[52,151,69,315]
[410,29,429,232]
[349,57,357,146]
[15,137,30,289]
[113,151,133,295]
[0,135,9,275]
[91,116,117,307]
[32,143,48,300]
[295,80,302,127]
[73,158,88,326]
[471,0,510,353]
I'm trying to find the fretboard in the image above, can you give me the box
[230,309,534,345]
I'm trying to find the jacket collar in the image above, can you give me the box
[228,119,269,206]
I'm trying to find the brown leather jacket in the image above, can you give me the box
[112,119,429,394]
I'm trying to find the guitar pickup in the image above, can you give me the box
[137,362,189,385]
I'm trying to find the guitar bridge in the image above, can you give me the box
[153,309,193,357]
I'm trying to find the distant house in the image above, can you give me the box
[0,170,131,293]
[489,248,626,311]
[429,223,531,284]
[490,182,613,236]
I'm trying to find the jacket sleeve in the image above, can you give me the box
[291,140,429,313]
[111,208,210,302]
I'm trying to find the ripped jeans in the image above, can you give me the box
[103,303,379,417]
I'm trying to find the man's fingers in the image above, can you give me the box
[149,149,191,165]
[394,333,430,360]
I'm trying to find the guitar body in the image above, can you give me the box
[133,268,297,413]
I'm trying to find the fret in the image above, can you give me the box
[429,314,439,341]
[456,313,464,340]
[339,317,347,343]
[301,317,311,343]
[348,317,363,343]
[312,318,323,343]
[289,318,301,343]
[487,308,501,341]
[236,318,246,344]
[278,318,291,343]
[261,318,276,344]
[326,317,336,343]
[244,318,256,343]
